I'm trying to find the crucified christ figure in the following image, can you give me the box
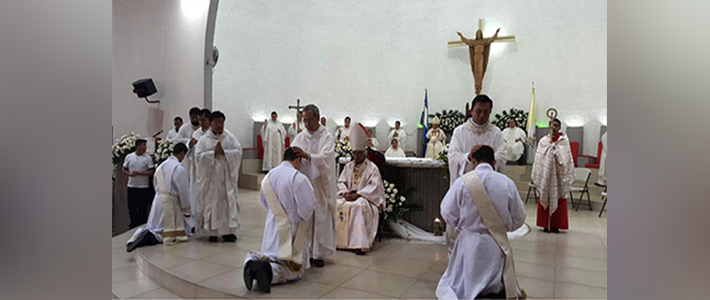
[457,28,500,94]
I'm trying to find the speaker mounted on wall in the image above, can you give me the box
[132,78,159,104]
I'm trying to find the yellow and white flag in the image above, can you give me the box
[526,86,536,140]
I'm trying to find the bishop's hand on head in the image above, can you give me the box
[291,146,310,160]
[468,144,484,161]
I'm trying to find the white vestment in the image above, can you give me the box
[288,121,306,144]
[187,127,210,225]
[501,127,527,161]
[336,160,384,251]
[166,128,178,140]
[385,146,406,158]
[194,129,243,236]
[531,134,575,215]
[388,128,407,150]
[174,123,199,145]
[336,126,352,141]
[245,161,317,283]
[597,132,607,185]
[291,125,337,259]
[261,120,285,171]
[447,120,508,186]
[176,123,200,210]
[425,129,447,159]
[437,164,526,300]
[368,137,380,150]
[145,156,192,242]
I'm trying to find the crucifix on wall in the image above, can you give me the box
[288,98,305,133]
[448,18,516,95]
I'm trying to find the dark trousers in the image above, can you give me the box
[127,187,153,228]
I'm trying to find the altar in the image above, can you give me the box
[338,157,449,232]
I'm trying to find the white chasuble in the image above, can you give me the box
[194,129,242,236]
[502,127,527,161]
[437,164,526,300]
[425,128,447,159]
[288,121,306,144]
[337,126,352,141]
[261,120,285,171]
[335,160,385,251]
[385,147,406,158]
[531,134,575,215]
[447,120,508,186]
[146,156,191,242]
[388,128,407,150]
[291,125,337,259]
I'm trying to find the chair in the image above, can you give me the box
[257,135,264,159]
[525,182,539,204]
[571,168,593,211]
[570,142,579,167]
[598,188,607,217]
[285,136,291,149]
[585,142,604,168]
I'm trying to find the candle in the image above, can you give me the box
[434,218,443,236]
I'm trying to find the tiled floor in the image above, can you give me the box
[112,188,607,299]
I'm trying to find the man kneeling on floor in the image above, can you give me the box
[436,145,527,299]
[126,143,191,252]
[243,147,317,293]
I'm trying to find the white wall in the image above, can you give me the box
[112,0,209,140]
[214,0,607,155]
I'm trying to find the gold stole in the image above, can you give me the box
[261,174,308,272]
[462,171,526,300]
[156,163,188,245]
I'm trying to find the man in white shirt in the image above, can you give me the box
[243,148,317,293]
[437,146,527,300]
[175,107,201,146]
[366,129,379,150]
[166,116,182,140]
[123,139,156,228]
[336,116,352,141]
[388,121,407,150]
[126,143,191,252]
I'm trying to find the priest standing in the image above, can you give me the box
[194,111,243,242]
[192,109,211,142]
[336,116,352,141]
[174,107,201,146]
[388,121,407,150]
[290,104,337,268]
[261,111,285,172]
[186,108,210,230]
[166,116,182,140]
[532,118,575,233]
[366,129,379,150]
[126,143,191,253]
[243,147,317,293]
[437,146,527,300]
[288,111,305,144]
[425,116,446,159]
[501,119,527,163]
[335,123,385,254]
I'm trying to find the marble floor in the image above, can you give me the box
[112,188,607,299]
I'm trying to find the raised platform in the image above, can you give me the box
[238,158,264,191]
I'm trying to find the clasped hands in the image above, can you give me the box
[344,191,360,202]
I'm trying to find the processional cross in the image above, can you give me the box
[449,19,516,95]
[288,98,305,133]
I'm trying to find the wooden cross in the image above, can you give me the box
[447,18,515,47]
[288,98,305,133]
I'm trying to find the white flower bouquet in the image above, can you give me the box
[382,179,409,222]
[430,110,466,134]
[112,132,141,168]
[493,108,528,132]
[335,140,352,161]
[154,138,176,166]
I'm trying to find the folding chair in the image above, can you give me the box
[598,188,607,217]
[571,168,593,211]
[525,182,538,204]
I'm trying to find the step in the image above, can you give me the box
[239,172,265,191]
[240,158,262,174]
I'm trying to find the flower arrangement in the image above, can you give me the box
[429,110,466,134]
[493,108,528,133]
[335,139,352,161]
[112,132,141,168]
[436,143,450,181]
[153,139,176,166]
[382,179,409,222]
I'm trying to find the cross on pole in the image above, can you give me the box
[288,98,305,133]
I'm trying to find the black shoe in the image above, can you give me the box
[355,249,366,255]
[255,261,272,293]
[191,227,195,234]
[550,228,560,233]
[543,228,549,233]
[310,258,325,268]
[243,261,256,291]
[126,230,148,253]
[222,234,237,243]
[209,236,218,243]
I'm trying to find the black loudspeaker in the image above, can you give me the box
[132,78,157,98]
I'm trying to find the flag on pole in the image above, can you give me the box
[419,89,429,154]
[526,85,536,139]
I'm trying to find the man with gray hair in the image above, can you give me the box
[290,104,337,268]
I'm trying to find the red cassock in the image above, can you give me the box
[537,199,569,230]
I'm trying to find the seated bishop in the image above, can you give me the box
[126,143,191,253]
[336,123,385,254]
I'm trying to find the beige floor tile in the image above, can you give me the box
[557,245,607,260]
[341,270,418,298]
[510,239,557,254]
[303,264,365,286]
[368,257,436,278]
[112,278,161,299]
[555,282,607,299]
[199,268,250,297]
[201,248,252,268]
[556,266,607,288]
[517,276,554,299]
[167,260,234,283]
[420,270,444,282]
[328,250,380,269]
[388,243,447,263]
[514,261,555,281]
[130,287,182,299]
[142,253,193,269]
[234,235,264,252]
[112,265,148,283]
[112,248,137,270]
[400,279,439,299]
[513,249,557,266]
[320,287,393,299]
[429,258,449,274]
[556,235,606,249]
[556,255,607,272]
[163,242,234,260]
[247,280,337,299]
